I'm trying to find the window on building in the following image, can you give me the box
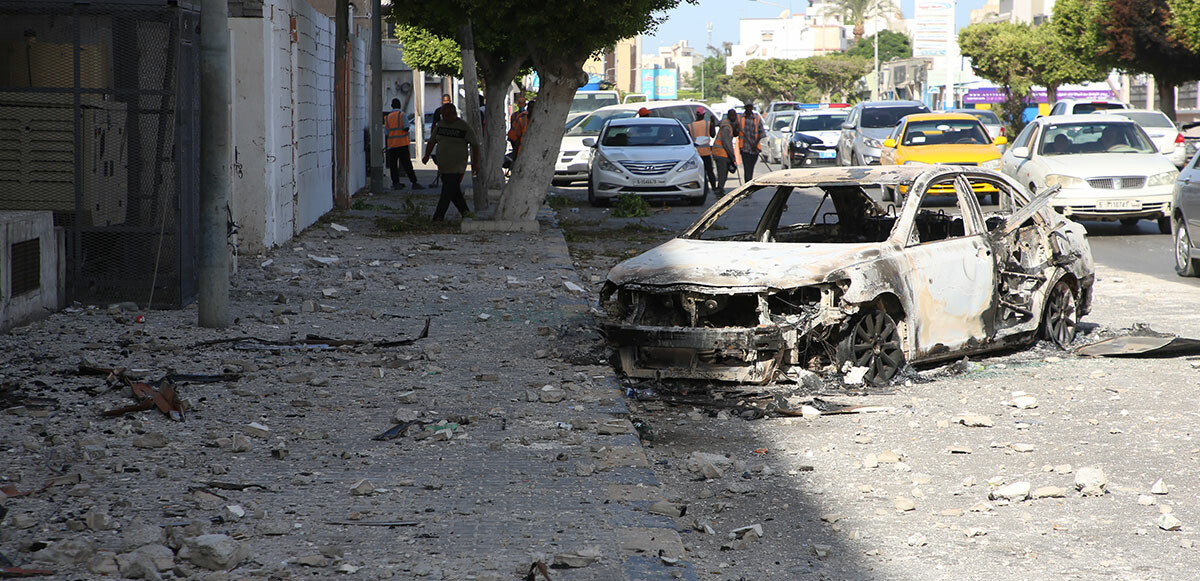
[762,31,774,42]
[1180,82,1199,110]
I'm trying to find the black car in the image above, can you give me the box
[785,132,828,168]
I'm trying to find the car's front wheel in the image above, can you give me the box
[1158,216,1172,234]
[586,176,607,208]
[837,309,904,385]
[1040,279,1078,349]
[1175,217,1197,277]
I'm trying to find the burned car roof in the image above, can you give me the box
[747,165,930,187]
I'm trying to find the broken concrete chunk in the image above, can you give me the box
[243,422,271,439]
[563,280,586,293]
[894,497,916,512]
[1075,466,1108,496]
[350,479,376,496]
[183,534,247,571]
[307,254,340,266]
[843,366,869,385]
[990,481,1031,501]
[1151,479,1169,495]
[553,546,602,568]
[293,554,330,567]
[724,524,763,550]
[1158,514,1183,531]
[133,432,167,449]
[537,385,566,403]
[1032,486,1066,499]
[648,501,687,518]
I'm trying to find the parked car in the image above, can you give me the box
[837,100,930,166]
[583,117,707,207]
[1108,109,1188,167]
[598,165,1094,385]
[949,108,1004,141]
[763,110,799,164]
[783,108,848,168]
[555,101,716,185]
[1172,149,1200,276]
[998,114,1180,232]
[1048,98,1128,116]
[766,101,802,114]
[567,90,620,124]
[879,113,1008,201]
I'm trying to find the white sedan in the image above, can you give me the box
[999,114,1179,233]
[583,117,707,207]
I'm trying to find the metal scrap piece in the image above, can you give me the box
[1077,335,1200,358]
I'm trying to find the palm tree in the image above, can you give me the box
[824,0,895,42]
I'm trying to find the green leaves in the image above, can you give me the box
[844,30,912,63]
[725,55,869,105]
[394,25,462,78]
[1170,0,1200,51]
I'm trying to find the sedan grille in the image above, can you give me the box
[1086,176,1146,189]
[619,160,678,175]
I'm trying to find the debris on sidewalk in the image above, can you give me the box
[1078,334,1200,358]
[193,318,430,351]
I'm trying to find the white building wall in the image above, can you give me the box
[231,0,364,253]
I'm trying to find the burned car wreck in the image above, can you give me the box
[599,166,1095,385]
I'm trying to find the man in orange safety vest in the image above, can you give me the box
[385,98,423,190]
[689,107,717,191]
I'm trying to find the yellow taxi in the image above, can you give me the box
[879,112,1007,199]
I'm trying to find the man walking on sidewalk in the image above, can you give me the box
[385,98,424,191]
[739,102,765,181]
[689,107,717,191]
[713,109,738,194]
[422,103,478,221]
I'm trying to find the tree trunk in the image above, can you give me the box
[477,51,522,200]
[854,21,864,42]
[495,61,581,223]
[1156,76,1177,122]
[458,22,486,210]
[1046,83,1058,106]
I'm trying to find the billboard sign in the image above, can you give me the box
[640,67,678,100]
[914,1,955,58]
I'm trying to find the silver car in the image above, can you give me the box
[1172,149,1200,277]
[837,100,930,165]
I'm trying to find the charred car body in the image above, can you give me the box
[599,166,1095,385]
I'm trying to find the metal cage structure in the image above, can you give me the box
[0,0,200,308]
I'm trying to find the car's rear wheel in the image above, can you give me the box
[1040,279,1078,349]
[838,310,904,385]
[1175,217,1197,277]
[1157,216,1172,234]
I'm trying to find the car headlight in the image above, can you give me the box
[1148,170,1179,186]
[597,155,621,173]
[862,137,882,149]
[677,157,699,172]
[980,159,1001,170]
[1044,174,1086,188]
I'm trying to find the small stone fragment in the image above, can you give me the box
[1151,479,1169,495]
[243,422,271,439]
[894,497,916,512]
[957,414,993,427]
[648,501,686,518]
[1138,494,1158,506]
[133,432,167,449]
[1158,514,1183,531]
[906,533,927,546]
[183,534,247,571]
[1075,466,1108,496]
[553,547,602,568]
[350,479,376,496]
[990,481,1031,501]
[1032,486,1066,499]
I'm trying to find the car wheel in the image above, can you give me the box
[1040,278,1078,349]
[837,309,904,386]
[586,176,607,208]
[1175,218,1197,277]
[1158,216,1172,234]
[1120,217,1140,227]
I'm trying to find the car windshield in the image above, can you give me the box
[902,119,991,146]
[566,109,637,136]
[569,93,619,116]
[1038,122,1156,155]
[602,123,691,147]
[1072,103,1125,114]
[1112,111,1174,128]
[771,102,801,112]
[771,113,796,131]
[959,110,1001,124]
[794,114,847,131]
[862,106,928,128]
[690,184,891,243]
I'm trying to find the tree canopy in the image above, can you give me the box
[726,55,869,105]
[844,29,912,62]
[690,52,730,101]
[825,0,895,41]
[1170,0,1200,50]
[394,25,462,78]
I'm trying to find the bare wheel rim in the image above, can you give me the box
[848,311,903,385]
[1044,281,1077,348]
[1176,224,1192,272]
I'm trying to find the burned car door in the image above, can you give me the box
[896,174,996,357]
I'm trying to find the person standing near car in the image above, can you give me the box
[689,107,717,191]
[713,109,739,194]
[739,103,765,180]
[422,103,478,221]
[508,97,532,158]
[384,98,424,191]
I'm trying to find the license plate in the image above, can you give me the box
[1097,200,1139,210]
[818,150,835,158]
[633,178,665,185]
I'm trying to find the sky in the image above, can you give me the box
[645,0,987,55]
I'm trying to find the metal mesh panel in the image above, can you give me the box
[0,1,199,308]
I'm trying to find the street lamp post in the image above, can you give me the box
[703,22,712,101]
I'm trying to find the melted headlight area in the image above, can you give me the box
[599,282,852,384]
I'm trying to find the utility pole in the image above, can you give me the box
[334,0,349,208]
[199,0,230,328]
[703,22,712,101]
[873,12,879,100]
[369,0,384,193]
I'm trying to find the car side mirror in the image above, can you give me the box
[841,122,854,130]
[582,137,596,147]
[1010,145,1030,158]
[883,139,897,148]
[694,136,712,147]
[993,136,1008,145]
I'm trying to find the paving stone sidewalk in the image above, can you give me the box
[0,168,695,580]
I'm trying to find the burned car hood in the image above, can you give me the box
[607,238,882,291]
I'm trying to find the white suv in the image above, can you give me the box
[584,117,707,207]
